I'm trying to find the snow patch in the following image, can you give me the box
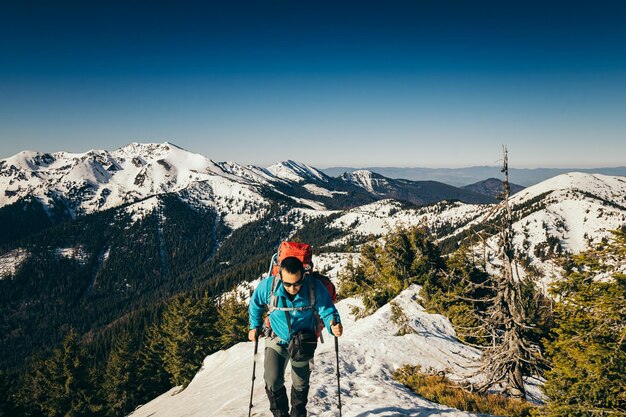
[125,196,161,222]
[55,246,89,265]
[0,248,28,279]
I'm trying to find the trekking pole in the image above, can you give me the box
[248,330,260,417]
[332,317,342,417]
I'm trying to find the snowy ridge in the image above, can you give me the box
[0,143,323,229]
[132,284,541,417]
[266,160,329,183]
[340,170,390,194]
[318,173,624,288]
[325,200,490,247]
[1,144,347,225]
[0,142,231,215]
[123,195,161,221]
[178,179,270,230]
[214,161,276,185]
[511,172,626,206]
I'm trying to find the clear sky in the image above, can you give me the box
[1,0,625,168]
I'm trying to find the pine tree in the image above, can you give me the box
[60,329,101,417]
[542,229,626,416]
[421,245,494,346]
[136,324,171,404]
[28,349,64,417]
[217,292,249,349]
[160,293,219,387]
[340,224,444,315]
[0,370,26,417]
[101,332,138,416]
[26,329,101,417]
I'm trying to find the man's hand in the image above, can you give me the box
[248,328,259,342]
[331,322,343,337]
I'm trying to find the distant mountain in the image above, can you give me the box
[0,143,494,227]
[341,170,496,205]
[323,172,626,284]
[461,178,525,198]
[322,166,626,187]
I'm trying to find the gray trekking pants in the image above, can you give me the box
[264,337,311,392]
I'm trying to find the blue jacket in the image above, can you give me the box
[249,274,340,344]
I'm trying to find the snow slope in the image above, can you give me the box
[129,285,523,417]
[267,160,329,183]
[325,200,489,247]
[341,170,391,194]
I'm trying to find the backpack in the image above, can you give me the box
[265,241,337,342]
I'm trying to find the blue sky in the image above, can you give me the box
[1,1,625,168]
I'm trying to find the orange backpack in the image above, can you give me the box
[267,241,337,303]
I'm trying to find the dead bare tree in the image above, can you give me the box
[449,146,545,399]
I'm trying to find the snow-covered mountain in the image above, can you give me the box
[0,143,235,216]
[266,160,330,183]
[341,170,392,193]
[341,170,496,205]
[0,143,499,224]
[303,172,626,286]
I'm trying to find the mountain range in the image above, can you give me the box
[322,165,626,187]
[1,142,624,415]
[0,142,494,222]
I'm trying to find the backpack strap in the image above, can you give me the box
[267,252,278,278]
[308,274,326,344]
[268,273,280,313]
[309,273,316,306]
[283,299,293,337]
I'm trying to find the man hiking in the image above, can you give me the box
[249,256,343,417]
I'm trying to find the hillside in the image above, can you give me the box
[129,284,543,417]
[342,170,496,205]
[461,177,525,198]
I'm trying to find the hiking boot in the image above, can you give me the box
[290,386,309,417]
[266,386,289,417]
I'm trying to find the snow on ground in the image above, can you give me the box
[0,248,28,279]
[303,184,334,197]
[292,196,327,211]
[129,285,496,417]
[342,170,390,194]
[55,245,89,265]
[511,172,626,207]
[325,200,420,246]
[125,196,161,222]
[313,252,359,283]
[324,200,491,249]
[180,178,270,230]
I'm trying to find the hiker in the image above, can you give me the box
[248,256,343,417]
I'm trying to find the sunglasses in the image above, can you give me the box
[282,278,304,288]
[280,272,304,288]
